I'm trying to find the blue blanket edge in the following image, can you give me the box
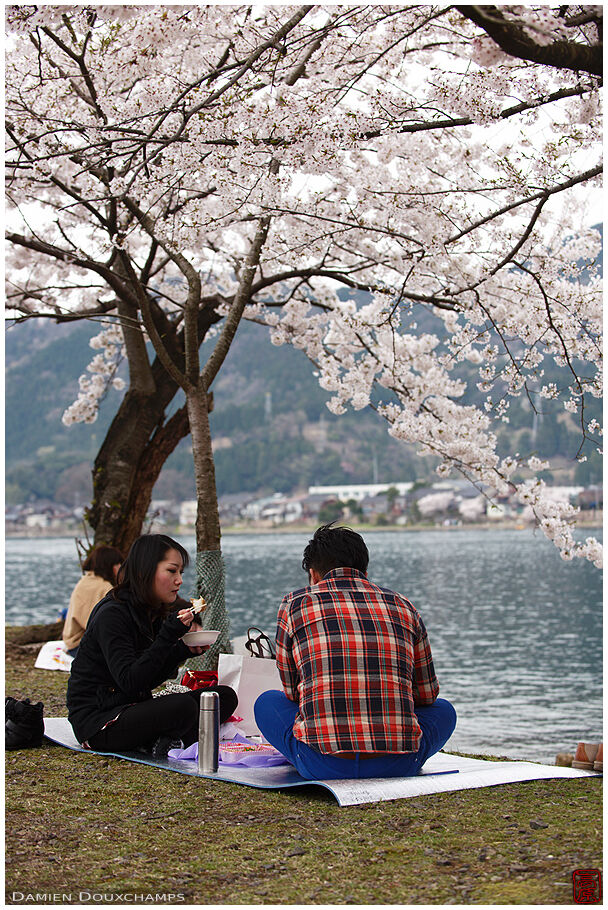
[42,717,458,804]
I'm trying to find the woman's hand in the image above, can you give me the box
[176,608,207,652]
[177,607,196,628]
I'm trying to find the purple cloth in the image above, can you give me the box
[168,741,198,761]
[168,732,290,767]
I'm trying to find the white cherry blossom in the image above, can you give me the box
[5,4,602,565]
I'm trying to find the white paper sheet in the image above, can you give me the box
[34,641,73,672]
[320,752,600,805]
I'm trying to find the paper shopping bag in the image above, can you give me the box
[217,653,282,736]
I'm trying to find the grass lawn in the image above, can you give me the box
[5,628,602,906]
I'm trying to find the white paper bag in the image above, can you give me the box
[217,653,282,736]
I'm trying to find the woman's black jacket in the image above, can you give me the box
[66,590,192,744]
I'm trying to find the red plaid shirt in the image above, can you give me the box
[276,567,439,754]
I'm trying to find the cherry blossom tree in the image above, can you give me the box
[6,4,602,587]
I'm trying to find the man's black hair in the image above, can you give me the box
[301,523,369,578]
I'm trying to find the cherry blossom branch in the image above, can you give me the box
[5,5,602,566]
[364,84,595,138]
[5,126,110,230]
[455,5,602,76]
[120,198,201,385]
[5,231,140,308]
[446,164,603,245]
[124,6,315,185]
[37,24,108,121]
[514,260,589,454]
[201,215,271,391]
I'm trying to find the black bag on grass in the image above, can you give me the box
[6,696,45,750]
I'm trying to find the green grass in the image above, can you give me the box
[5,630,602,905]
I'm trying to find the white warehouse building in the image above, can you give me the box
[308,482,414,502]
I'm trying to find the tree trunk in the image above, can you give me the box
[185,382,231,666]
[87,285,221,553]
[88,382,188,553]
[112,404,190,552]
[186,383,222,552]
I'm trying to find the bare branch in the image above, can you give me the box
[121,196,201,384]
[40,24,108,122]
[5,231,141,309]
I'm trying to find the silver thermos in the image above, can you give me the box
[198,690,219,773]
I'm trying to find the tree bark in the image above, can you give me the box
[86,260,222,553]
[88,371,188,553]
[456,6,602,76]
[186,383,221,553]
[111,404,190,552]
[183,382,230,668]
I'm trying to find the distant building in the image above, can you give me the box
[25,513,49,529]
[458,495,486,521]
[308,482,413,502]
[416,491,455,518]
[242,492,303,525]
[179,501,198,526]
[149,500,180,523]
[578,486,603,510]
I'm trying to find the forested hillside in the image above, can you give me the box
[5,314,601,507]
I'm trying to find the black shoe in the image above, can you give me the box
[151,735,183,758]
[5,697,45,750]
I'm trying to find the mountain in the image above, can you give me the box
[4,318,430,506]
[5,307,601,508]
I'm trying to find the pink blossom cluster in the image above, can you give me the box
[62,324,126,426]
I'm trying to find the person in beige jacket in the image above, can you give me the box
[63,546,124,656]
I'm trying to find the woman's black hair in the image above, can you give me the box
[302,523,369,577]
[82,545,124,585]
[114,534,189,609]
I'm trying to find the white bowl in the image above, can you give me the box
[181,630,220,647]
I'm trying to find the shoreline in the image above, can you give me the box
[5,515,604,539]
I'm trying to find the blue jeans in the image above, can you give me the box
[254,690,457,780]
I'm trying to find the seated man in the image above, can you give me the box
[254,523,456,780]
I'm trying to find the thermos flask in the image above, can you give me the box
[198,690,219,773]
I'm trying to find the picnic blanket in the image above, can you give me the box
[43,718,600,807]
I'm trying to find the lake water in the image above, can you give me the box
[5,527,602,764]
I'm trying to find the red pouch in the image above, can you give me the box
[181,670,218,691]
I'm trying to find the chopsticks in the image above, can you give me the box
[189,596,207,616]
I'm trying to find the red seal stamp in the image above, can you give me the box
[573,869,602,904]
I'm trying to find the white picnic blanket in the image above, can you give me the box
[43,717,600,807]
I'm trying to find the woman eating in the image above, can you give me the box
[67,534,237,756]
